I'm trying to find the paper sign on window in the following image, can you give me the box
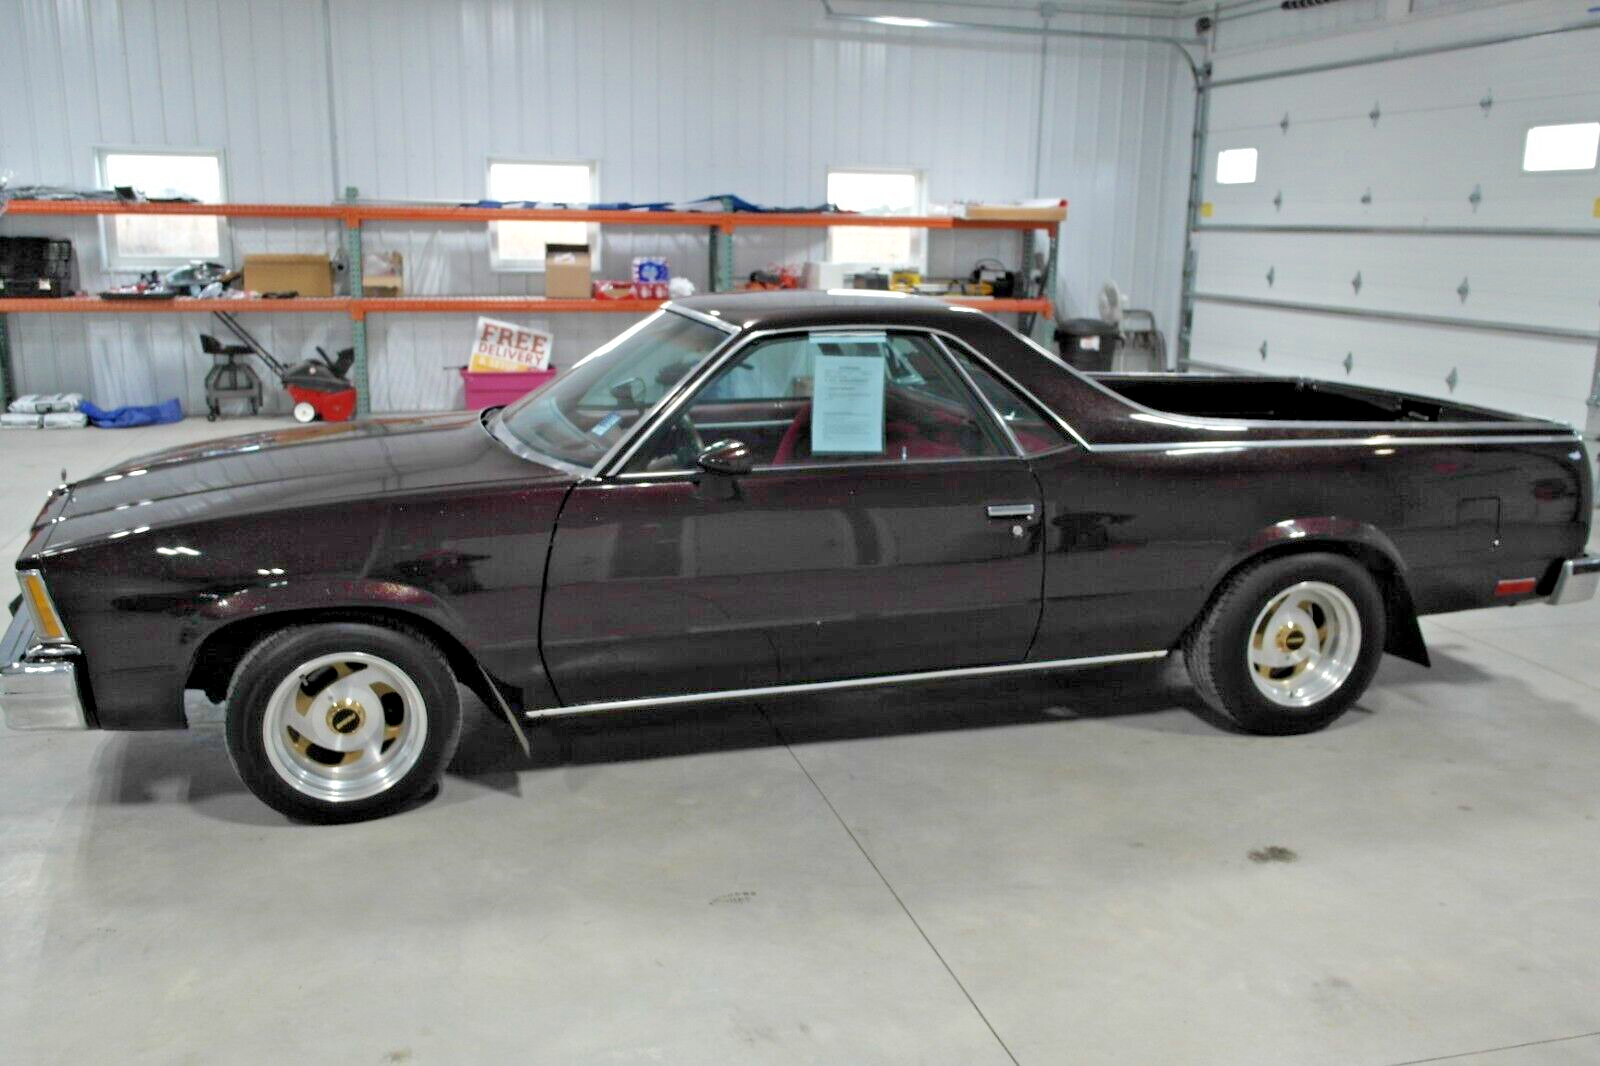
[810,335,886,454]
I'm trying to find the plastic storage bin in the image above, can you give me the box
[1054,318,1121,372]
[460,368,558,410]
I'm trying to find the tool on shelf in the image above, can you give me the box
[198,331,263,420]
[203,311,357,423]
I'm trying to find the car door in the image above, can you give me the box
[540,328,1045,706]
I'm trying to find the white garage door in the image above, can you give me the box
[1186,27,1600,434]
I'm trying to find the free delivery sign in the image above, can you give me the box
[468,317,553,373]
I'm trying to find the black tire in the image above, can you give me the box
[1182,552,1386,735]
[224,621,462,823]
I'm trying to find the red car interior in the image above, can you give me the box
[772,386,989,465]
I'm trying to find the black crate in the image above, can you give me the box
[0,237,79,298]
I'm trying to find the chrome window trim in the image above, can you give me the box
[937,332,1092,450]
[483,411,592,477]
[582,319,748,478]
[933,335,1025,458]
[525,650,1170,720]
[610,451,1028,482]
[599,323,1094,478]
[934,333,1083,456]
[662,302,741,334]
[696,419,796,431]
[1092,434,1582,454]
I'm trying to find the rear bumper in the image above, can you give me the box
[1549,557,1600,607]
[0,610,89,731]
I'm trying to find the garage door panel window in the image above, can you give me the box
[625,331,1006,473]
[1521,122,1599,173]
[96,149,225,269]
[487,160,598,271]
[1215,147,1258,186]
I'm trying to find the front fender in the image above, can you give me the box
[182,575,471,673]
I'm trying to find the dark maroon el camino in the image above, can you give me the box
[4,292,1596,820]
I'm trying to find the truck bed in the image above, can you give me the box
[1091,374,1540,425]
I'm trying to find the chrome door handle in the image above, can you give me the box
[986,503,1037,519]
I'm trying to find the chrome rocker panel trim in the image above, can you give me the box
[525,650,1170,720]
[1550,557,1600,607]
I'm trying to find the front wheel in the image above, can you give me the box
[1183,553,1386,735]
[224,622,462,822]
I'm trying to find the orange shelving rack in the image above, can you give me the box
[0,194,1060,413]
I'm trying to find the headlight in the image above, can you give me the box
[19,570,70,644]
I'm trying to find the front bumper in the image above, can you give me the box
[1550,556,1600,607]
[0,609,89,731]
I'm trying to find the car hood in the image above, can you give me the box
[37,411,574,553]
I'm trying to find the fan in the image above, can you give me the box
[1097,280,1129,326]
[1095,279,1168,370]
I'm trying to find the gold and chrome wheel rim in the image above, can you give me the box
[1246,580,1362,709]
[261,652,428,803]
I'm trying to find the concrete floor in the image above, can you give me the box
[3,418,1600,1065]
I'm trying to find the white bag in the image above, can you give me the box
[42,411,89,428]
[7,392,84,414]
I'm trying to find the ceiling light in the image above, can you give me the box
[869,16,937,27]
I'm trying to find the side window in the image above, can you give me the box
[947,347,1070,455]
[625,331,1006,473]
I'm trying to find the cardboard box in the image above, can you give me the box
[242,254,333,297]
[963,203,1068,222]
[363,251,403,297]
[545,244,592,299]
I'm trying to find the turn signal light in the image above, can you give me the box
[19,571,68,642]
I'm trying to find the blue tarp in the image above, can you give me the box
[79,398,184,428]
[463,194,837,214]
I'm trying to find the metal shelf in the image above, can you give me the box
[0,294,1053,318]
[2,199,1063,232]
[0,296,352,314]
[0,195,1063,412]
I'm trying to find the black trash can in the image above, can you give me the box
[1054,318,1120,372]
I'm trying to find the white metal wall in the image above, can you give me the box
[0,0,1192,413]
[0,0,339,414]
[1188,0,1600,433]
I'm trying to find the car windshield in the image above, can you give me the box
[494,310,729,469]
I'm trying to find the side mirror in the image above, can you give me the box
[695,439,755,477]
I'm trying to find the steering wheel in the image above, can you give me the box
[663,412,705,469]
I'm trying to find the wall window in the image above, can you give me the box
[487,159,598,271]
[1522,122,1599,172]
[95,148,225,269]
[827,168,926,271]
[1215,147,1258,185]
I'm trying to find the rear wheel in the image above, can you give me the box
[225,622,462,822]
[1183,553,1385,735]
